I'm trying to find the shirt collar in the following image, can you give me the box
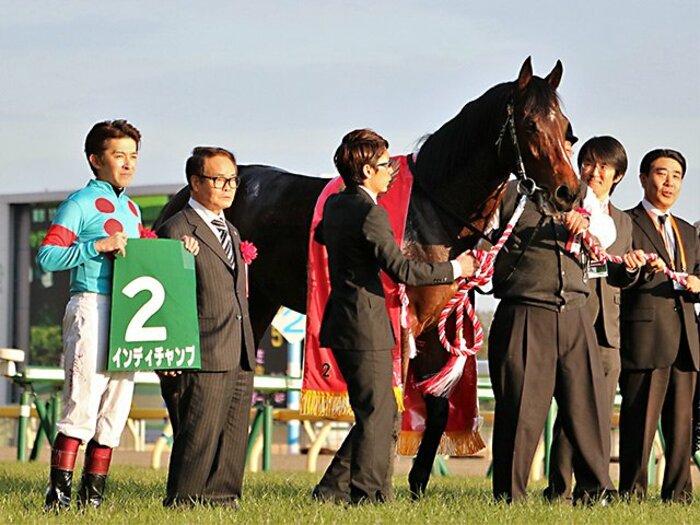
[358,185,378,204]
[188,197,226,223]
[642,198,673,218]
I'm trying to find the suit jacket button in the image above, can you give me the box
[236,314,243,320]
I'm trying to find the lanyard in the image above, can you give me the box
[645,211,687,271]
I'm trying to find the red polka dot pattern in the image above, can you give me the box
[104,219,124,235]
[95,198,115,213]
[129,201,139,217]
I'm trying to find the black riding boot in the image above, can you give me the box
[43,433,81,512]
[44,468,74,511]
[77,440,113,509]
[77,473,107,508]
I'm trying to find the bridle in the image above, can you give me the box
[495,96,563,217]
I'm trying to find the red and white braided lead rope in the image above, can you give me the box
[578,229,689,288]
[416,195,529,397]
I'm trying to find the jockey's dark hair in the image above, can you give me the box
[84,119,141,176]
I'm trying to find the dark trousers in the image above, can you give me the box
[316,348,397,503]
[619,352,696,502]
[162,367,253,505]
[488,303,614,502]
[547,343,620,499]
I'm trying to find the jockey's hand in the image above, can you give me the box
[563,210,589,235]
[95,232,128,257]
[456,251,480,278]
[182,235,200,256]
[685,275,700,293]
[622,249,647,271]
[156,370,182,378]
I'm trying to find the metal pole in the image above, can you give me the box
[286,340,301,454]
[17,388,31,461]
[262,399,273,471]
[245,406,264,469]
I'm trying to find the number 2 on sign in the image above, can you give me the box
[122,276,168,342]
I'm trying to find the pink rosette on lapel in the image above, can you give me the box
[240,240,257,297]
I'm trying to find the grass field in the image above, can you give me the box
[1,462,699,524]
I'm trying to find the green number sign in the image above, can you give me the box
[108,238,201,371]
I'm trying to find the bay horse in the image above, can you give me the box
[155,57,579,497]
[155,57,579,350]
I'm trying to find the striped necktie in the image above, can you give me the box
[211,217,234,266]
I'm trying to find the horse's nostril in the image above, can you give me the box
[555,185,574,204]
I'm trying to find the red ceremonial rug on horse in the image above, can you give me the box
[301,155,412,417]
[301,155,483,457]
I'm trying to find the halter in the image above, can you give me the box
[495,97,561,216]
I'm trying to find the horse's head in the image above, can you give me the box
[507,57,580,213]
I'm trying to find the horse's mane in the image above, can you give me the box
[413,78,560,189]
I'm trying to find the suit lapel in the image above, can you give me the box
[228,222,245,289]
[630,203,672,266]
[184,207,235,272]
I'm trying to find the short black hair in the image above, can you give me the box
[84,119,141,176]
[639,148,687,178]
[185,146,237,186]
[577,136,628,195]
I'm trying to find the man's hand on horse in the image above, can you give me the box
[456,251,480,278]
[181,235,200,256]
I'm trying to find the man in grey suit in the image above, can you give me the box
[312,129,478,504]
[157,146,256,508]
[619,148,700,502]
[546,136,640,500]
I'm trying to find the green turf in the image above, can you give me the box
[1,463,698,524]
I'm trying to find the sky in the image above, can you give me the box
[1,2,698,228]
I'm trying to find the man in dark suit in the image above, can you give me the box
[157,146,256,509]
[619,148,700,502]
[488,179,617,503]
[546,136,640,500]
[312,129,478,504]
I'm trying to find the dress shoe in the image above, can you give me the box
[311,485,350,504]
[573,488,618,507]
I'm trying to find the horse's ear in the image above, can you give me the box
[517,57,533,90]
[545,60,563,90]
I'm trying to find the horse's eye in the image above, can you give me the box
[525,120,538,133]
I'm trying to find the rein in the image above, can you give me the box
[415,194,529,397]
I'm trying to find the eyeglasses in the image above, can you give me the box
[197,174,241,189]
[375,159,396,171]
